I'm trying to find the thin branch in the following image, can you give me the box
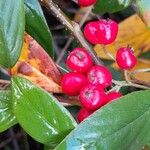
[124,70,150,90]
[42,0,103,65]
[56,6,93,64]
[0,132,22,149]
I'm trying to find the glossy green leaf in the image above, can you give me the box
[56,90,150,150]
[0,0,25,68]
[136,0,150,28]
[0,91,17,133]
[11,76,77,147]
[25,0,54,57]
[93,0,132,14]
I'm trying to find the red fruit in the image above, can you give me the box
[66,48,93,73]
[80,84,107,110]
[96,19,118,45]
[116,47,137,69]
[87,65,112,88]
[84,21,99,44]
[107,91,122,103]
[78,0,96,7]
[77,108,93,123]
[61,72,87,96]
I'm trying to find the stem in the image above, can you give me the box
[42,0,103,65]
[56,6,93,64]
[124,70,150,90]
[56,64,69,73]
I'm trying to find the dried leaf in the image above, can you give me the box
[10,34,62,93]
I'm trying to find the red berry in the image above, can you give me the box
[78,0,96,7]
[80,84,107,110]
[107,91,122,103]
[116,47,137,69]
[66,48,93,73]
[96,19,118,45]
[87,65,112,88]
[84,21,99,44]
[77,108,93,123]
[61,72,87,96]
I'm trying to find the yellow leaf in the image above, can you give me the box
[94,14,150,60]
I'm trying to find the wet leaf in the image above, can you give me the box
[94,0,132,14]
[0,0,25,68]
[25,0,54,57]
[11,76,77,147]
[56,90,150,150]
[0,91,17,132]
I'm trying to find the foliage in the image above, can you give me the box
[0,0,150,149]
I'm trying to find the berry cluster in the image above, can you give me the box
[61,48,123,123]
[61,14,137,123]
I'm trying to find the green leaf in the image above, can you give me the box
[0,0,25,68]
[11,76,77,147]
[136,0,150,28]
[24,0,54,57]
[140,51,150,59]
[0,91,17,133]
[93,0,132,14]
[56,90,150,150]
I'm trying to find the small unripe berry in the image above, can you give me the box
[84,21,99,44]
[66,48,93,73]
[77,108,93,123]
[107,91,122,103]
[78,0,96,7]
[61,72,87,96]
[96,19,118,45]
[87,65,112,88]
[116,47,137,69]
[80,84,107,111]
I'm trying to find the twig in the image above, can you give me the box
[9,128,20,150]
[124,70,150,89]
[128,68,150,87]
[42,0,103,65]
[0,132,22,149]
[56,64,69,73]
[56,37,74,64]
[56,6,93,64]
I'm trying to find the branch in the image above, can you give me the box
[42,0,103,65]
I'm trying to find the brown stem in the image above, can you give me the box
[56,6,93,64]
[42,0,103,65]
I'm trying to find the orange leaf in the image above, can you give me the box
[10,34,62,93]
